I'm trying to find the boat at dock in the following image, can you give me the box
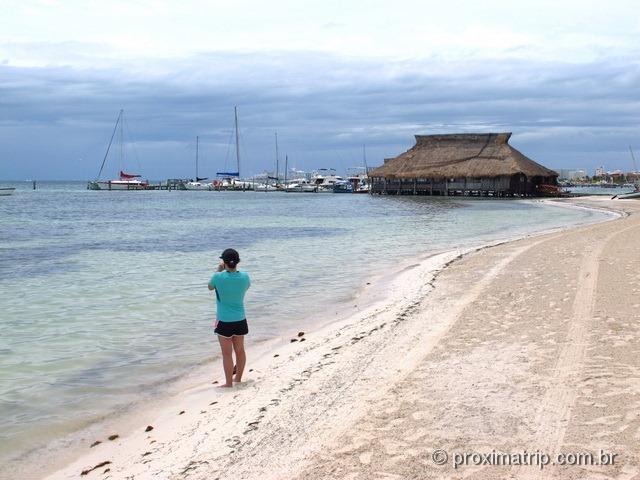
[87,110,149,191]
[183,136,212,190]
[254,183,279,192]
[333,179,353,193]
[284,178,318,192]
[182,180,212,190]
[88,171,149,190]
[311,168,344,192]
[347,167,370,194]
[215,106,243,189]
[354,179,370,193]
[347,146,371,193]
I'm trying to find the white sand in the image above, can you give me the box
[40,197,640,480]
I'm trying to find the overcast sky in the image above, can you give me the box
[1,0,639,180]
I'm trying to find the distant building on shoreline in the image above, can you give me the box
[558,169,587,181]
[368,133,558,197]
[592,165,638,183]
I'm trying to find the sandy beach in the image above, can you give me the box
[39,197,639,480]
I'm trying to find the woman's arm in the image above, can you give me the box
[208,262,226,290]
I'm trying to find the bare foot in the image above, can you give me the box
[233,376,242,383]
[218,383,233,388]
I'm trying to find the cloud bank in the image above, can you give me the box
[1,47,639,179]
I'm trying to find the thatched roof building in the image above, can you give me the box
[369,133,558,197]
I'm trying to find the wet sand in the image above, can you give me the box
[41,197,639,480]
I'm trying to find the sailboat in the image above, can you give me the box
[255,132,281,191]
[348,144,371,193]
[87,110,149,190]
[216,106,246,190]
[183,136,212,190]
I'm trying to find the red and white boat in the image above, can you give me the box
[88,170,149,190]
[88,110,149,191]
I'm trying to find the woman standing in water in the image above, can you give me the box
[208,248,251,388]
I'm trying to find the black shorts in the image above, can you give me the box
[214,319,249,338]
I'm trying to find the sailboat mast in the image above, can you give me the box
[284,154,288,185]
[275,132,279,185]
[120,109,124,173]
[96,109,122,180]
[196,136,199,179]
[630,146,638,173]
[363,143,368,173]
[234,106,240,176]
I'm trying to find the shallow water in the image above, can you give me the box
[566,185,636,196]
[0,182,608,468]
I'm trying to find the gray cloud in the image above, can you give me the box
[1,50,639,180]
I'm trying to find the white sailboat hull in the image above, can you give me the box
[254,184,278,191]
[183,182,212,191]
[0,187,15,196]
[87,110,148,192]
[88,180,149,190]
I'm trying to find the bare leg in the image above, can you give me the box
[232,335,246,382]
[217,336,234,387]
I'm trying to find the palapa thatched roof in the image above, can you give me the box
[369,133,557,179]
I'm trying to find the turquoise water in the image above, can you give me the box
[0,182,608,469]
[566,185,636,196]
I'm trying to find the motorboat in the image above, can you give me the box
[311,169,344,193]
[354,179,370,193]
[333,179,353,193]
[284,178,318,192]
